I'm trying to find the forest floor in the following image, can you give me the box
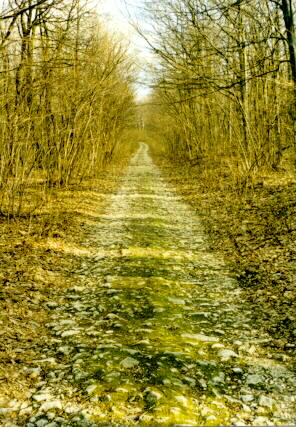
[0,166,125,425]
[157,157,296,350]
[0,143,295,426]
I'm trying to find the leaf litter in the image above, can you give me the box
[0,143,295,426]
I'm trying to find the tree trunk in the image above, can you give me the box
[280,0,296,148]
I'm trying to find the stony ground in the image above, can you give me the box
[0,143,295,426]
[158,157,296,349]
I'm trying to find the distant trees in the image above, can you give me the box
[143,0,295,189]
[0,0,136,216]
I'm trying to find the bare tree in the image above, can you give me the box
[141,0,295,190]
[0,0,137,216]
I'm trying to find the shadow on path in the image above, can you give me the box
[24,143,295,426]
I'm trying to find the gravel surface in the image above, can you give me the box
[1,143,295,426]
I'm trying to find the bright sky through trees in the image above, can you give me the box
[100,0,152,100]
[100,0,130,33]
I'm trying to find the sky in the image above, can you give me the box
[100,0,132,34]
[99,0,153,100]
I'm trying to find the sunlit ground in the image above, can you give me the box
[23,144,296,426]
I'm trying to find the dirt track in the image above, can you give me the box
[1,143,295,426]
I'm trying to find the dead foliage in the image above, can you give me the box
[0,166,126,416]
[156,156,296,354]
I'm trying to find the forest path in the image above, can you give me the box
[24,143,295,426]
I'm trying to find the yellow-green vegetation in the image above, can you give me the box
[0,144,290,426]
[139,0,296,385]
[1,0,295,425]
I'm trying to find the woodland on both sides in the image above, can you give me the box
[0,0,295,404]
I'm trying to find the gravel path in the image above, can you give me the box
[13,143,296,426]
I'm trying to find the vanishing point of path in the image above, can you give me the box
[23,144,295,426]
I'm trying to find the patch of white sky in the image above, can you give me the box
[98,0,154,101]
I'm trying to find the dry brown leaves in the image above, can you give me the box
[0,169,124,413]
[159,158,296,353]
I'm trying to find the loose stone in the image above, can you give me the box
[39,400,62,411]
[181,333,218,342]
[258,396,273,408]
[120,357,139,368]
[86,385,97,394]
[61,329,80,337]
[246,374,264,386]
[174,395,189,407]
[0,408,14,415]
[35,419,49,427]
[241,394,255,402]
[218,349,239,361]
[32,394,53,402]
